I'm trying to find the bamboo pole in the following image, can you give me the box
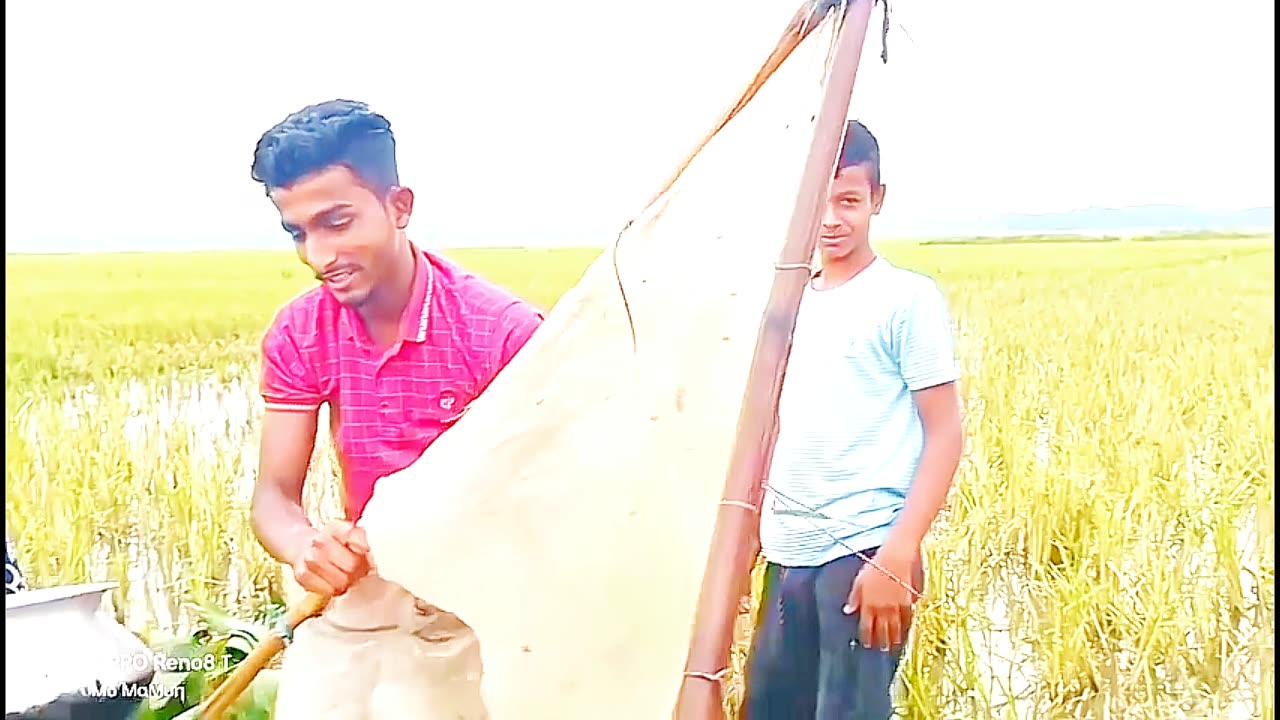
[671,1,875,717]
[196,591,328,719]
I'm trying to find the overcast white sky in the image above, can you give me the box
[5,0,1274,252]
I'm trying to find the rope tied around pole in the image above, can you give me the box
[275,615,295,646]
[682,667,731,683]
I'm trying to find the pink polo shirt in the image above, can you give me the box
[259,247,544,520]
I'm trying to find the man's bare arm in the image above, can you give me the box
[881,381,964,558]
[252,407,371,596]
[251,408,321,567]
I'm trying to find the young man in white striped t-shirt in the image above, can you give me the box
[742,120,965,719]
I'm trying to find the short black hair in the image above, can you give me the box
[836,119,881,187]
[250,99,400,196]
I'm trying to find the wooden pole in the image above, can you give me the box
[671,1,874,717]
[196,591,329,719]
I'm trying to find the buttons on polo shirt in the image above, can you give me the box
[380,404,400,437]
[378,400,394,437]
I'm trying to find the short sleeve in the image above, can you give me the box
[260,313,325,412]
[893,281,960,392]
[495,300,545,369]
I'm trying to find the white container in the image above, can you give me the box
[5,582,155,719]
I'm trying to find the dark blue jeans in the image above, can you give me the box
[741,550,923,720]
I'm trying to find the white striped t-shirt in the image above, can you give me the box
[759,256,959,567]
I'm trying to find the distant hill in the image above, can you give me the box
[990,205,1274,236]
[880,204,1274,242]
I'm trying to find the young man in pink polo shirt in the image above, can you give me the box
[248,99,543,718]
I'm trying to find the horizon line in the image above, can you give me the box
[6,228,1275,258]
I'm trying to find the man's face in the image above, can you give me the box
[270,165,412,309]
[818,163,884,262]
